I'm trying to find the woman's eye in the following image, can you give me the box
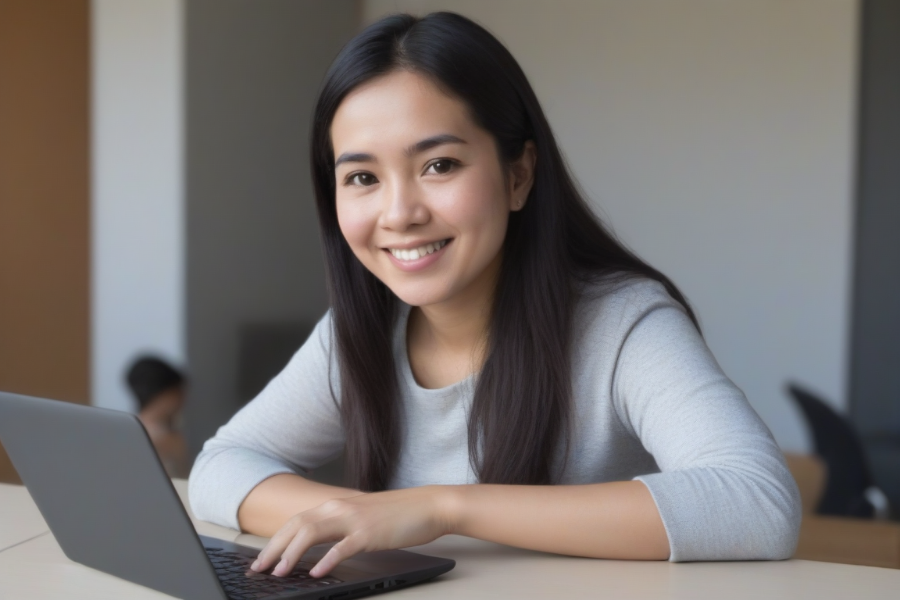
[347,173,378,186]
[425,159,457,175]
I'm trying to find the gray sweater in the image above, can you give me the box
[189,278,800,561]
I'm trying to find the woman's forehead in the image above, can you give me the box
[331,71,479,156]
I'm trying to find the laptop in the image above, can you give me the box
[0,391,455,600]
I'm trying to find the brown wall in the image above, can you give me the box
[0,0,91,483]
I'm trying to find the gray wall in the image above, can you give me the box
[184,0,358,455]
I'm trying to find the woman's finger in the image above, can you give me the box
[272,518,344,577]
[309,533,367,578]
[252,513,310,572]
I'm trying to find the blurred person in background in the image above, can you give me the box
[126,356,189,478]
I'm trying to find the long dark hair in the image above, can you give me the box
[311,12,697,491]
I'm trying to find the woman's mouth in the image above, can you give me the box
[384,239,452,272]
[387,239,449,262]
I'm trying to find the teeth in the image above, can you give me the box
[390,239,447,261]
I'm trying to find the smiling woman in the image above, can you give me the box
[188,12,800,580]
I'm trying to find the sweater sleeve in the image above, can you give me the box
[613,290,801,562]
[188,312,345,530]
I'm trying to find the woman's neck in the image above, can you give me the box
[411,299,490,355]
[405,255,499,388]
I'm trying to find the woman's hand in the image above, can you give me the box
[250,485,455,578]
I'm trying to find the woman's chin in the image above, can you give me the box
[386,284,453,309]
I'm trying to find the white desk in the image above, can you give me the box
[0,482,48,552]
[1,481,899,599]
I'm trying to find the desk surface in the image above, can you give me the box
[0,482,47,552]
[1,480,899,599]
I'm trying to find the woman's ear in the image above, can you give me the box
[509,141,537,212]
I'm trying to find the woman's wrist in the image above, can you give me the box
[430,484,466,537]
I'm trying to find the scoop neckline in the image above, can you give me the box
[396,303,477,397]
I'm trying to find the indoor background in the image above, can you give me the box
[1,0,897,526]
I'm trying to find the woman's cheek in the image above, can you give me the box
[433,171,503,224]
[336,200,374,252]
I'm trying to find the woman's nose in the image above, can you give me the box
[378,179,429,231]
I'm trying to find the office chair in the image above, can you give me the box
[787,382,889,519]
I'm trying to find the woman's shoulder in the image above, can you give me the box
[574,272,688,326]
[569,272,696,357]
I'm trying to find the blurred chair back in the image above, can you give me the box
[787,383,877,518]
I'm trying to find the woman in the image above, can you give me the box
[189,12,800,578]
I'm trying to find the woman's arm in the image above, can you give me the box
[188,314,347,530]
[250,479,668,578]
[446,480,668,559]
[609,294,800,562]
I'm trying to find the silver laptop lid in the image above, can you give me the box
[0,391,455,600]
[0,391,227,600]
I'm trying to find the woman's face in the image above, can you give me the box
[331,70,533,310]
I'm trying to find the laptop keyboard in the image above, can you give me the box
[206,547,343,600]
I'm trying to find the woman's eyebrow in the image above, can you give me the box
[333,134,467,168]
[334,152,374,168]
[405,134,467,156]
